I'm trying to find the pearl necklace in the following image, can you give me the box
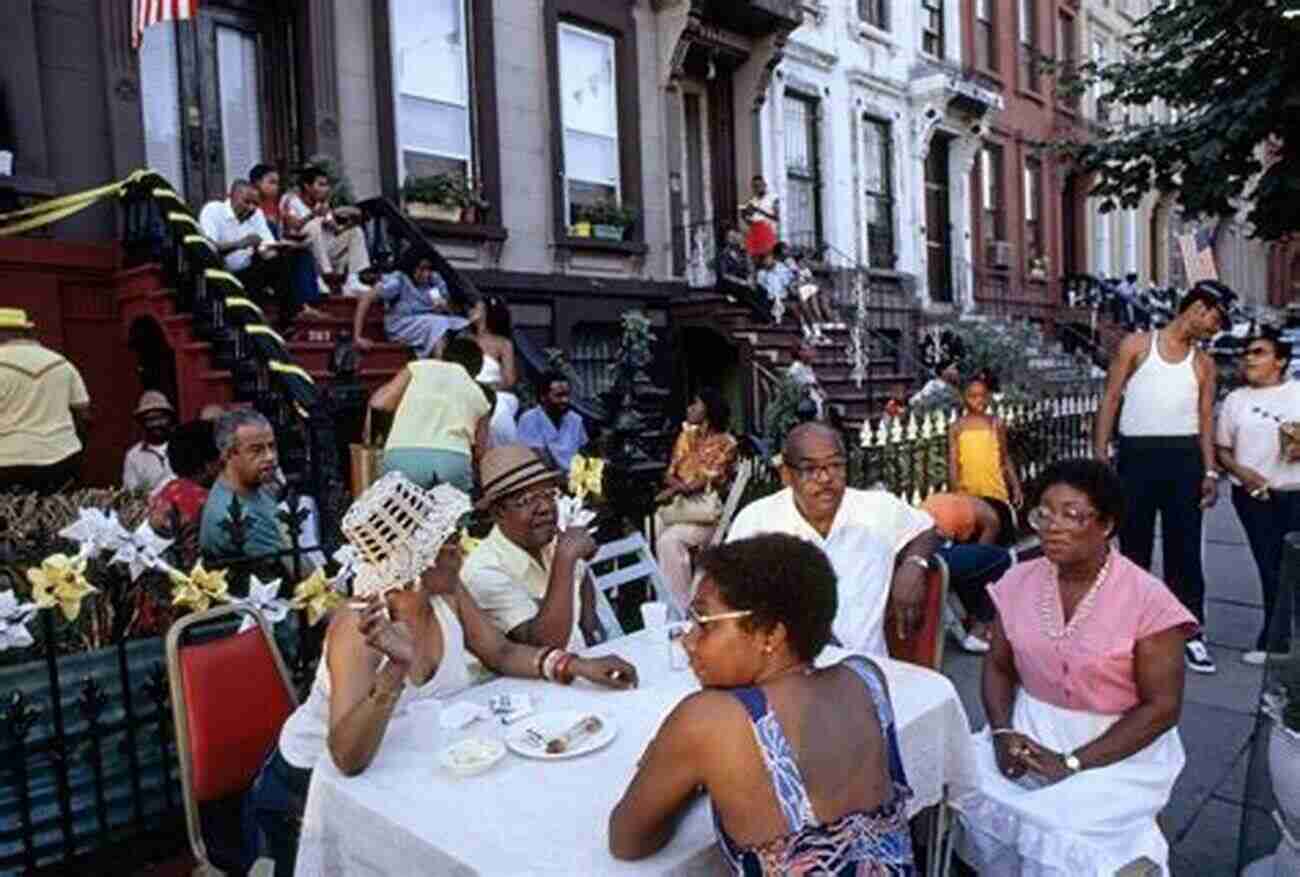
[1039,551,1113,640]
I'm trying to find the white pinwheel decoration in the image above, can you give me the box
[236,575,291,632]
[330,544,360,590]
[556,494,596,532]
[110,522,175,581]
[0,592,39,651]
[58,508,131,560]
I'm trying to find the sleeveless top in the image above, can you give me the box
[714,656,915,876]
[278,595,475,769]
[955,426,1008,502]
[1118,332,1199,437]
[476,354,503,389]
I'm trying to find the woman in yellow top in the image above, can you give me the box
[369,336,491,492]
[654,388,739,612]
[948,373,1023,536]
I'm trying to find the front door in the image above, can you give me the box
[925,135,954,304]
[140,1,296,205]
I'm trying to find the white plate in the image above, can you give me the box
[438,736,506,777]
[505,710,617,760]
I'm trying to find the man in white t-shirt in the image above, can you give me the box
[1215,328,1300,664]
[727,423,940,656]
[280,164,371,296]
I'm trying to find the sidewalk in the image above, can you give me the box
[941,484,1272,875]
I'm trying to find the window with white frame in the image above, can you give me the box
[981,144,1006,247]
[922,0,944,57]
[862,118,895,268]
[1091,36,1110,121]
[391,0,474,182]
[784,93,822,251]
[858,0,887,30]
[1023,156,1043,273]
[1019,0,1039,92]
[559,23,621,224]
[139,24,185,195]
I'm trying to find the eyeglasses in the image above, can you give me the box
[1027,505,1098,532]
[502,485,559,513]
[669,607,754,639]
[787,459,848,482]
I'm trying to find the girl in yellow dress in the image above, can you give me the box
[947,373,1023,538]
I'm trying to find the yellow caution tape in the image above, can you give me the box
[246,324,287,347]
[203,269,244,290]
[152,188,183,202]
[183,234,217,255]
[224,297,265,319]
[0,169,149,236]
[268,360,315,384]
[168,212,202,231]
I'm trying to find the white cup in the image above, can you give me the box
[0,151,12,177]
[640,600,668,631]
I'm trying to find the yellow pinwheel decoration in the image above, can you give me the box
[26,553,97,622]
[459,530,482,557]
[568,455,606,501]
[292,568,344,626]
[169,562,231,614]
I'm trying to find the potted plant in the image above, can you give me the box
[403,173,464,223]
[587,199,638,241]
[458,177,491,225]
[569,203,593,239]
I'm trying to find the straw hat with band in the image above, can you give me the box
[476,445,561,510]
[0,308,35,330]
[135,390,176,417]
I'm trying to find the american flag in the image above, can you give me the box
[132,0,198,50]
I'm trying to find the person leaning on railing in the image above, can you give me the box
[249,483,637,877]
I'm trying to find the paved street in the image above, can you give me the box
[942,483,1279,874]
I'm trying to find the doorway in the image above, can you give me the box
[925,134,954,303]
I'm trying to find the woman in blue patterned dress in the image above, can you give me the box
[609,533,915,875]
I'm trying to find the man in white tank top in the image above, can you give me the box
[1094,281,1231,674]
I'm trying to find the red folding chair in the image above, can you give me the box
[885,555,950,671]
[166,604,298,874]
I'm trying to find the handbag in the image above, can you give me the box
[349,407,384,499]
[657,489,722,527]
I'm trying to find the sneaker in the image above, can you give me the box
[946,619,991,654]
[1185,639,1217,674]
[1242,650,1289,666]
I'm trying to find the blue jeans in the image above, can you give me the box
[247,748,313,877]
[382,448,473,491]
[936,542,1013,624]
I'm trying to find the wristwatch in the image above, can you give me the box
[905,555,933,572]
[1063,752,1082,773]
[1204,470,1221,481]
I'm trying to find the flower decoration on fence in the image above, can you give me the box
[169,562,231,614]
[459,531,483,556]
[292,568,344,627]
[111,522,174,582]
[331,544,360,591]
[26,554,97,622]
[59,508,130,559]
[568,454,605,501]
[235,575,291,632]
[0,591,42,650]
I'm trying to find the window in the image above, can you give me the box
[1093,206,1113,276]
[975,0,996,72]
[1091,37,1110,121]
[922,0,944,56]
[1058,13,1078,110]
[216,27,264,190]
[1023,156,1043,273]
[1123,209,1138,274]
[981,144,1006,246]
[784,94,822,251]
[140,24,185,194]
[858,0,887,30]
[1018,0,1039,92]
[558,23,621,224]
[862,118,895,268]
[390,0,474,181]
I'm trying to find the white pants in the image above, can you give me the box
[654,522,716,614]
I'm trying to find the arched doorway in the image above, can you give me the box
[672,326,742,434]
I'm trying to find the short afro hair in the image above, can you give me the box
[167,420,219,479]
[1028,458,1126,533]
[443,335,484,377]
[694,533,837,662]
[693,386,731,432]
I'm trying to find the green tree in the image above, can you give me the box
[1057,1,1300,241]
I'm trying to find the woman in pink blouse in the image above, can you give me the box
[956,459,1195,875]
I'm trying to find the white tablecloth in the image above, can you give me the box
[295,630,978,876]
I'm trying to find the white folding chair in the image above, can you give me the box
[585,533,669,638]
[710,458,757,547]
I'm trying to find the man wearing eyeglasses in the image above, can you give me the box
[462,445,604,650]
[726,423,942,656]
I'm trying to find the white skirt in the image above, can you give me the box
[954,690,1185,876]
[487,390,520,448]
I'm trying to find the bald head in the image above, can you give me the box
[783,422,845,464]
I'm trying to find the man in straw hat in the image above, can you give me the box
[122,390,176,494]
[0,308,90,494]
[462,445,604,649]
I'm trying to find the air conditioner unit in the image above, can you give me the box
[987,240,1013,268]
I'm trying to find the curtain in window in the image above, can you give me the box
[140,24,185,194]
[560,25,619,197]
[216,26,263,189]
[863,119,894,267]
[784,96,818,250]
[392,0,471,177]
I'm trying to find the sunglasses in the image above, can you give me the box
[668,607,754,639]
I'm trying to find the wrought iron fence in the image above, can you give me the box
[0,487,327,873]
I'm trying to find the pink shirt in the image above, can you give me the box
[988,554,1196,715]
